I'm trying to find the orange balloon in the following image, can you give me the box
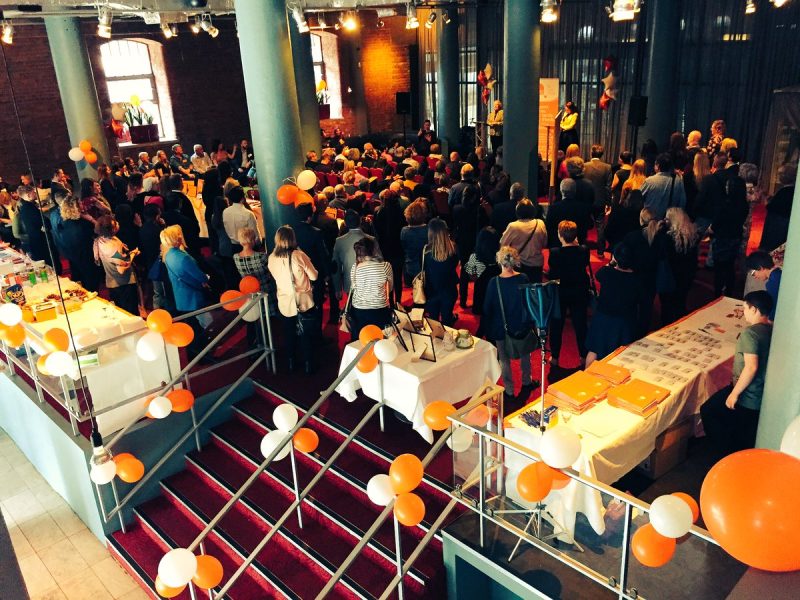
[356,350,379,373]
[293,189,314,207]
[78,140,92,153]
[358,325,384,346]
[43,328,69,352]
[550,468,572,490]
[192,554,224,589]
[5,324,26,348]
[631,523,676,567]
[146,309,173,333]
[700,448,800,571]
[423,401,456,431]
[220,290,246,311]
[112,453,135,465]
[276,184,299,205]
[167,388,195,413]
[389,453,424,494]
[293,428,320,453]
[84,151,98,164]
[671,492,699,523]
[516,462,554,502]
[163,323,194,348]
[115,456,144,483]
[394,492,426,527]
[239,275,261,295]
[37,353,52,376]
[465,405,490,427]
[155,575,185,598]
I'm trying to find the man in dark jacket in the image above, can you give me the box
[546,179,593,247]
[490,182,527,236]
[311,196,340,322]
[583,144,613,256]
[565,157,596,212]
[294,202,331,314]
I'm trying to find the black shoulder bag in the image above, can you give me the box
[496,278,538,359]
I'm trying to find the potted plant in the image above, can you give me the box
[316,80,330,120]
[122,102,160,143]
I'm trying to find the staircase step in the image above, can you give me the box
[209,420,444,582]
[108,521,182,600]
[170,461,415,598]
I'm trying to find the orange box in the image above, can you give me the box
[31,302,57,322]
[607,379,670,409]
[586,361,631,385]
[548,370,613,405]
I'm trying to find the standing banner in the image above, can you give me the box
[538,78,560,163]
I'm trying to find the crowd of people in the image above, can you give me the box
[0,114,792,449]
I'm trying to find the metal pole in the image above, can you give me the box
[392,513,405,600]
[199,541,213,599]
[61,376,79,437]
[618,503,632,599]
[94,483,109,521]
[288,447,304,529]
[479,433,485,548]
[263,295,276,374]
[186,378,202,453]
[258,295,269,372]
[188,581,198,600]
[110,479,127,533]
[23,341,45,403]
[378,361,385,432]
[2,341,14,370]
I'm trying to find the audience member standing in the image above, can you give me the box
[400,199,429,287]
[453,186,488,308]
[641,154,687,219]
[660,207,699,324]
[546,179,592,247]
[710,159,748,297]
[333,210,375,304]
[490,182,526,236]
[349,237,394,336]
[760,164,796,252]
[373,191,406,305]
[583,144,613,256]
[58,196,100,292]
[499,199,547,283]
[423,218,459,325]
[94,215,139,316]
[465,226,501,336]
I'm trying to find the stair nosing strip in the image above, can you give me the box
[179,458,393,597]
[134,502,295,600]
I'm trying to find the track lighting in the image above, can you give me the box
[376,19,385,28]
[161,22,177,38]
[199,13,219,38]
[340,11,358,31]
[190,16,201,34]
[425,12,437,29]
[97,6,112,39]
[606,0,642,22]
[1,21,13,45]
[745,0,756,12]
[772,0,791,6]
[291,5,310,34]
[441,9,452,24]
[405,4,419,29]
[541,0,559,23]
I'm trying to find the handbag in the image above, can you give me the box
[340,287,354,334]
[586,251,598,307]
[289,252,316,335]
[496,278,538,360]
[412,246,427,305]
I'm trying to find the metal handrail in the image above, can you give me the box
[201,341,380,599]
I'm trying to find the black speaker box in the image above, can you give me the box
[396,92,411,115]
[628,96,648,127]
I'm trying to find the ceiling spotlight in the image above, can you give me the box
[161,23,177,38]
[606,0,642,21]
[190,16,201,34]
[97,6,112,39]
[291,5,310,33]
[405,4,419,29]
[425,12,437,29]
[1,21,13,45]
[199,13,219,38]
[340,11,358,31]
[541,0,559,23]
[772,0,790,6]
[376,19,385,28]
[442,9,452,24]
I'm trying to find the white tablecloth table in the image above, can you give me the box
[502,297,743,539]
[335,333,502,443]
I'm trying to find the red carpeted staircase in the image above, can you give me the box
[108,384,454,599]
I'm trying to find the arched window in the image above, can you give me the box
[99,39,176,142]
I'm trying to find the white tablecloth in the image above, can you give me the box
[335,333,502,443]
[502,297,743,538]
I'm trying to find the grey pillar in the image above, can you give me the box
[236,0,304,240]
[502,0,540,194]
[437,14,460,154]
[757,176,800,449]
[640,0,680,148]
[345,33,369,135]
[44,17,111,181]
[289,16,322,157]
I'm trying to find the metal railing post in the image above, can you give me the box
[392,513,405,600]
[110,479,126,534]
[22,341,44,403]
[378,361,385,432]
[2,341,14,370]
[60,376,79,437]
[618,503,632,599]
[262,294,276,374]
[288,446,304,529]
[479,431,485,548]
[186,377,202,453]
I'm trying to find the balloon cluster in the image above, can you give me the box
[477,62,496,105]
[276,170,317,206]
[35,327,77,378]
[89,451,146,485]
[220,276,262,322]
[353,325,398,376]
[513,426,581,503]
[68,139,98,165]
[422,400,495,452]
[157,549,224,596]
[632,492,699,568]
[367,454,427,527]
[0,303,27,350]
[136,309,194,362]
[599,55,618,111]
[259,403,321,461]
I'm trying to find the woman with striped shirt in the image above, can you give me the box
[349,236,394,338]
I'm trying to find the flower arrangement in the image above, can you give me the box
[316,80,329,105]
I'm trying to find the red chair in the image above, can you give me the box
[414,175,423,184]
[370,168,384,179]
[413,155,425,165]
[432,189,450,219]
[387,161,398,174]
[427,157,439,170]
[315,172,325,188]
[326,173,339,187]
[356,167,369,178]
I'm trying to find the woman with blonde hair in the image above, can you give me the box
[58,195,100,291]
[558,143,582,180]
[161,224,208,316]
[707,119,726,157]
[482,245,537,406]
[422,218,459,325]
[268,225,319,373]
[661,207,699,324]
[620,159,647,206]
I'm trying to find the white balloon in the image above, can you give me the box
[540,426,581,469]
[273,404,299,433]
[780,415,800,460]
[447,426,474,453]
[649,495,694,538]
[374,339,399,363]
[45,351,73,377]
[136,331,163,362]
[296,169,317,190]
[148,396,172,419]
[366,474,395,506]
[239,302,261,322]
[0,303,22,327]
[158,548,198,588]
[260,430,291,461]
[68,147,85,162]
[89,459,117,485]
